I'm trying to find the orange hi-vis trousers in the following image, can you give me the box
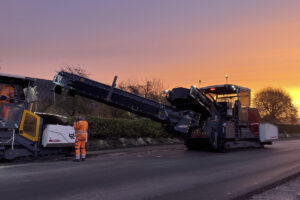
[75,133,87,160]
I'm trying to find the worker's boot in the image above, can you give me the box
[81,154,86,161]
[73,159,80,162]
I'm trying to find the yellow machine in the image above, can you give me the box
[0,74,74,160]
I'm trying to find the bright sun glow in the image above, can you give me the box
[287,88,300,117]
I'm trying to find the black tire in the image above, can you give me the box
[184,139,197,150]
[258,142,265,149]
[217,140,228,153]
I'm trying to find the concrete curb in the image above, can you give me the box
[87,137,183,151]
[85,134,300,152]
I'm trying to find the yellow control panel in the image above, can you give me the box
[19,110,41,142]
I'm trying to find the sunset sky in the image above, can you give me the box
[0,1,299,111]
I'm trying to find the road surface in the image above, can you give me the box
[1,139,300,200]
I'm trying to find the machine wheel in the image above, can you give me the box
[184,139,197,150]
[258,142,265,149]
[217,140,228,153]
[184,138,211,150]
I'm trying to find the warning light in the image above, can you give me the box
[210,88,216,91]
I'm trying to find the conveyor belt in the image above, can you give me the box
[53,71,184,125]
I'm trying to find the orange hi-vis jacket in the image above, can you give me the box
[0,86,14,103]
[74,120,88,160]
[74,120,88,134]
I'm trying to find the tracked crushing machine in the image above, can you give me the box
[53,71,278,152]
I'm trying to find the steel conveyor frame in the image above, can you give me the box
[53,71,199,134]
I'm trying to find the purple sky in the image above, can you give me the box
[0,1,299,99]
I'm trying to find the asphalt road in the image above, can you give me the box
[1,139,300,200]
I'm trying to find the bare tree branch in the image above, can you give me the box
[59,64,89,78]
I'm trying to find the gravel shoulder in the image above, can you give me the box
[248,175,300,200]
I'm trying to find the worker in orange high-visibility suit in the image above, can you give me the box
[73,116,88,162]
[0,84,14,122]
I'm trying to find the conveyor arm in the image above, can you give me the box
[53,71,197,133]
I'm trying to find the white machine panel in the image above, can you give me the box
[42,125,75,147]
[259,123,278,142]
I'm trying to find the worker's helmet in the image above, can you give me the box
[77,115,85,121]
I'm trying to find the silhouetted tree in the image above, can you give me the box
[254,87,298,124]
[60,64,89,78]
[119,78,167,103]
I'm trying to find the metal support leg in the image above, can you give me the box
[106,76,118,101]
[11,129,15,150]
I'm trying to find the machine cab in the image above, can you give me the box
[0,73,38,130]
[201,84,251,124]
